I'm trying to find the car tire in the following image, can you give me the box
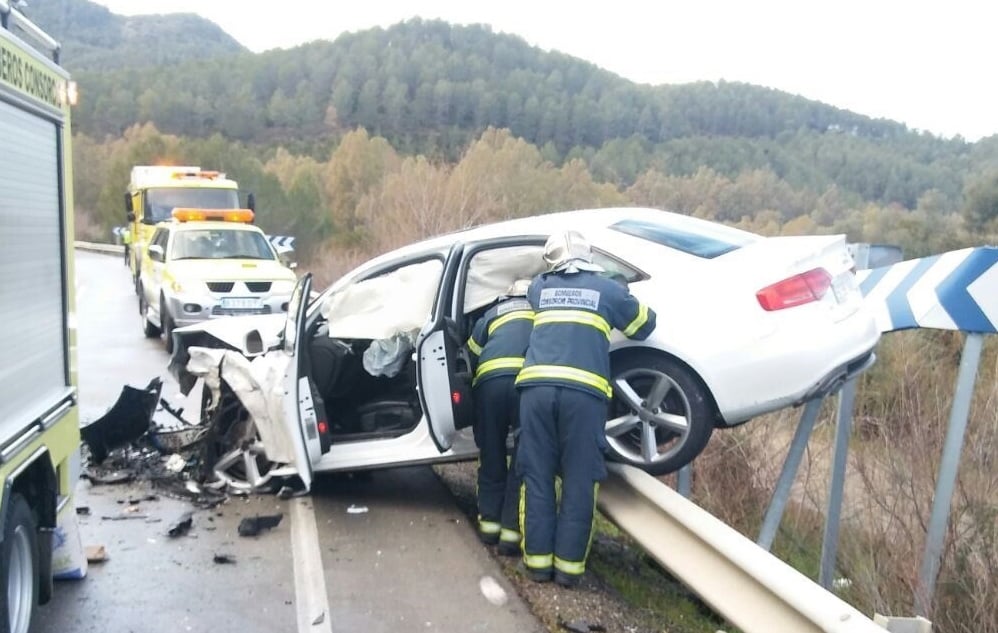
[161,297,175,355]
[139,286,159,338]
[605,350,715,476]
[1,494,39,633]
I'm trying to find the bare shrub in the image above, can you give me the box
[299,244,371,290]
[74,207,107,242]
[691,332,998,633]
[690,412,795,533]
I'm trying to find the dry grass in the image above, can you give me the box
[689,332,998,633]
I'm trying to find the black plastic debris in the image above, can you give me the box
[85,470,134,485]
[158,397,195,426]
[167,511,193,537]
[237,513,284,537]
[212,553,236,564]
[81,377,163,463]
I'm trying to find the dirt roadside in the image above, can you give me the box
[434,462,729,633]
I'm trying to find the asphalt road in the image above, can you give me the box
[35,250,542,633]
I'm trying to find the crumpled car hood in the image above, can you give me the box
[187,347,297,466]
[169,314,285,394]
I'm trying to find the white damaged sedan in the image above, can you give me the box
[168,207,880,492]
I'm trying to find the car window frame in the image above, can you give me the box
[451,235,547,324]
[451,237,651,325]
[304,250,449,332]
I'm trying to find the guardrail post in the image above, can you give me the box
[677,464,692,497]
[915,332,984,616]
[819,377,857,589]
[757,396,823,551]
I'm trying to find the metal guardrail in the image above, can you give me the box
[75,241,123,255]
[598,464,888,633]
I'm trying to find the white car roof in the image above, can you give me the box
[357,206,758,270]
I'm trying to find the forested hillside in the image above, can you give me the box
[56,15,998,213]
[23,0,246,69]
[24,0,997,271]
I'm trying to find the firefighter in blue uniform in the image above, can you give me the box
[515,231,656,587]
[467,279,535,555]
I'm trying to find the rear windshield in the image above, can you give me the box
[609,217,757,259]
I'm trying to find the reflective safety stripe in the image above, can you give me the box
[500,528,521,544]
[534,309,611,339]
[622,303,649,337]
[516,364,613,398]
[474,356,525,385]
[467,336,483,356]
[554,556,586,575]
[524,552,553,570]
[518,482,526,546]
[478,518,501,535]
[552,482,597,576]
[583,482,599,562]
[488,310,534,335]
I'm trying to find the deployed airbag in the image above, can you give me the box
[320,259,442,339]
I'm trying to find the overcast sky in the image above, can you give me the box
[87,0,997,141]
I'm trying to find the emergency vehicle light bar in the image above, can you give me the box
[170,170,225,180]
[172,208,254,223]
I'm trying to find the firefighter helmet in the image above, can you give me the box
[543,230,594,271]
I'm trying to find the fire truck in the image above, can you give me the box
[1,3,82,631]
[124,165,255,288]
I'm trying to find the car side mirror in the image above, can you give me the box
[124,193,133,213]
[246,193,256,212]
[277,245,297,269]
[147,244,164,263]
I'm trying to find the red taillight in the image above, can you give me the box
[452,391,461,405]
[317,420,329,434]
[756,268,832,311]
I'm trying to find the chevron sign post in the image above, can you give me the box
[856,246,998,334]
[267,235,296,251]
[856,245,997,617]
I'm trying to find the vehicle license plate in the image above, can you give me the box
[221,297,261,310]
[831,273,857,303]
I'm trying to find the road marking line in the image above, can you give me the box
[291,496,333,633]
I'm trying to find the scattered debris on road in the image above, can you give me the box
[84,545,108,563]
[84,470,134,485]
[167,511,194,537]
[212,553,236,565]
[479,576,508,606]
[79,371,304,509]
[100,513,148,521]
[237,513,284,537]
[559,618,607,633]
[346,504,368,514]
[81,378,163,463]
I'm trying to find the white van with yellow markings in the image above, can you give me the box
[137,208,297,353]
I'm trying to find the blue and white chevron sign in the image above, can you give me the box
[856,246,998,334]
[267,235,296,251]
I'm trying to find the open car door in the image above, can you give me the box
[280,273,319,490]
[417,243,475,451]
